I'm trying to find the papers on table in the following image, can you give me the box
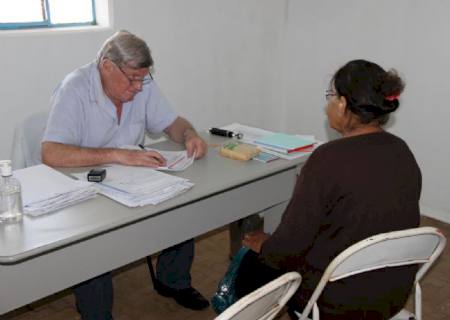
[13,164,97,217]
[121,145,195,172]
[221,123,273,145]
[145,149,195,172]
[220,123,319,160]
[72,165,193,207]
[254,133,315,154]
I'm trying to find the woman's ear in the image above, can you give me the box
[337,96,348,116]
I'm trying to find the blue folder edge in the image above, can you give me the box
[255,133,314,150]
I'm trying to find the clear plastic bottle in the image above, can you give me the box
[0,160,23,222]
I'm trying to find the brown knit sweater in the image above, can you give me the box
[236,131,421,319]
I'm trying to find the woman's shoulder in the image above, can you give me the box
[308,136,353,160]
[315,131,408,152]
[308,131,414,167]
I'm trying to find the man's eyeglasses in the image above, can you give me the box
[115,63,153,86]
[325,90,337,101]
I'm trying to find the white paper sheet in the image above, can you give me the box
[72,164,194,207]
[13,164,97,216]
[145,149,195,172]
[220,123,274,145]
[120,145,195,171]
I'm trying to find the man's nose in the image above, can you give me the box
[131,80,143,92]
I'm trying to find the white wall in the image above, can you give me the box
[0,0,286,158]
[281,0,450,222]
[0,29,109,159]
[0,0,448,222]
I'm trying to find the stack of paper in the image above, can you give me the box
[72,165,193,207]
[254,133,315,154]
[220,123,273,145]
[13,164,97,217]
[220,123,319,160]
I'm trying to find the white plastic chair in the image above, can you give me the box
[215,271,302,320]
[295,226,446,320]
[10,111,48,169]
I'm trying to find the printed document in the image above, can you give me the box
[145,148,195,172]
[13,164,97,216]
[72,165,193,207]
[120,145,195,171]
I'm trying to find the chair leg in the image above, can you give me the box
[313,303,320,320]
[146,256,157,289]
[415,282,422,320]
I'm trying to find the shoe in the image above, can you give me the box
[173,287,210,310]
[153,279,176,297]
[153,279,210,310]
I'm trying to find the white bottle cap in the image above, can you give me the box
[0,160,12,177]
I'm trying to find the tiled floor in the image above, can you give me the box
[1,216,449,320]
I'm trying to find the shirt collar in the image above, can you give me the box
[89,61,109,107]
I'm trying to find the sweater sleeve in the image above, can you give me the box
[259,150,326,270]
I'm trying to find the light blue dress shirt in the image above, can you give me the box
[42,62,177,148]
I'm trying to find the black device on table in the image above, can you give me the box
[209,127,243,139]
[87,168,106,182]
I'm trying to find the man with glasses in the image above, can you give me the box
[42,30,209,319]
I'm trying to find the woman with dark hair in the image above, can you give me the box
[232,60,421,319]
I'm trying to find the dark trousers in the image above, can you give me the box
[73,273,113,320]
[234,249,282,299]
[73,239,194,320]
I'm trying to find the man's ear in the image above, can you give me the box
[99,59,113,74]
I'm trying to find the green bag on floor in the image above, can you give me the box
[211,246,250,314]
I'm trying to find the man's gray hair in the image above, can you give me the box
[96,30,153,68]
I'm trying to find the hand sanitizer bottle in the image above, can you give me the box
[0,160,23,222]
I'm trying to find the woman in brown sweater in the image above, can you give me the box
[234,60,421,319]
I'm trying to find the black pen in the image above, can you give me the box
[138,144,166,166]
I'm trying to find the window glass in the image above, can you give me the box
[48,0,94,24]
[0,0,96,29]
[0,0,43,23]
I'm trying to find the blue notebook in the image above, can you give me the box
[253,151,279,163]
[255,133,314,153]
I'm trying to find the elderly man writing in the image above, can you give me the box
[42,30,208,319]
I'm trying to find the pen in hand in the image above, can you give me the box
[138,144,166,166]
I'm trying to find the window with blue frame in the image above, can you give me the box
[0,0,96,30]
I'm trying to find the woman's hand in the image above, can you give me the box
[242,230,270,253]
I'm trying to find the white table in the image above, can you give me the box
[0,134,307,314]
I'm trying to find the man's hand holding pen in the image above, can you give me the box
[114,146,166,168]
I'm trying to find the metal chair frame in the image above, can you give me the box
[215,271,302,320]
[296,227,446,320]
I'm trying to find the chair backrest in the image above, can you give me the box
[215,271,302,320]
[299,226,446,320]
[10,111,48,170]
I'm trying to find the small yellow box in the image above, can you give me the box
[220,141,260,161]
